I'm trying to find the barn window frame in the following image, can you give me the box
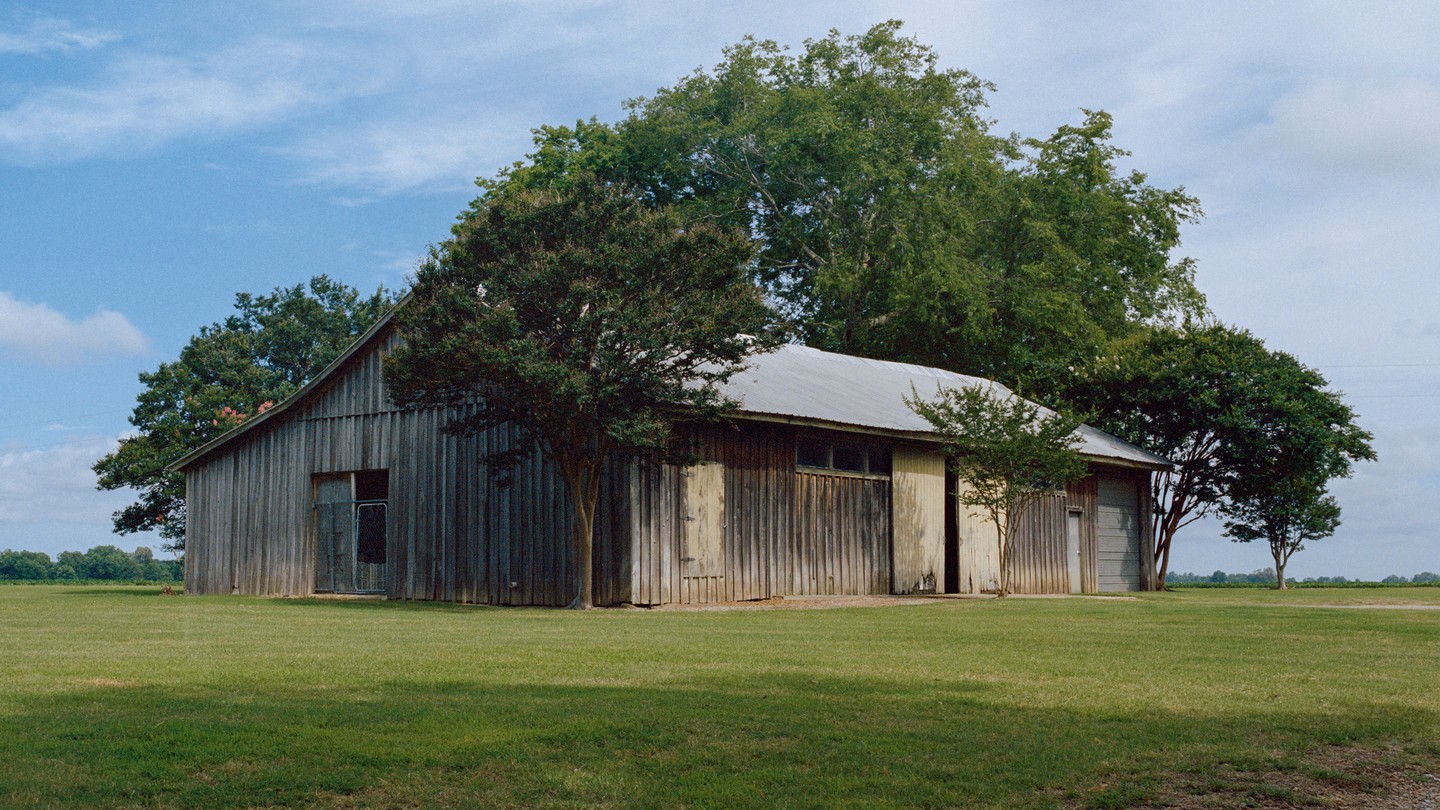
[795,438,892,479]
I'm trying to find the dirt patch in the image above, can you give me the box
[643,594,946,611]
[1075,744,1439,808]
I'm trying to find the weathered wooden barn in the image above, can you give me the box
[173,314,1168,604]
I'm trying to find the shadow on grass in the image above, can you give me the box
[0,669,1431,810]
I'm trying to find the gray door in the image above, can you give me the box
[1096,479,1142,592]
[1066,510,1084,593]
[314,475,353,593]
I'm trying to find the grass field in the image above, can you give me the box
[1,587,1436,808]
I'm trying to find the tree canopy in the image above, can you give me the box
[906,383,1087,595]
[94,276,395,549]
[1066,323,1375,586]
[384,175,783,608]
[501,20,1204,392]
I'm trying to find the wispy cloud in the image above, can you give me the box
[0,38,360,164]
[1247,78,1440,178]
[0,292,147,366]
[0,16,120,56]
[281,112,532,197]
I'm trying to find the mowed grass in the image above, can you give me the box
[0,587,1436,808]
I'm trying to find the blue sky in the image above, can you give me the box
[2,1,1437,579]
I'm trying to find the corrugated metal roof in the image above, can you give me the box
[716,343,1171,469]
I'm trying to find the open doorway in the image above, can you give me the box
[314,470,389,594]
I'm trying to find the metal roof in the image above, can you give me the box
[716,343,1171,469]
[172,308,1170,472]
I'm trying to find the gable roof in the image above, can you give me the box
[171,308,1171,471]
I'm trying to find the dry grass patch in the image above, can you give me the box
[1074,745,1440,809]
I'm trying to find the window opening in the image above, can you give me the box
[796,440,890,476]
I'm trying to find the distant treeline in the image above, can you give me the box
[0,546,181,582]
[1167,568,1440,587]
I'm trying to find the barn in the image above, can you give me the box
[173,313,1168,604]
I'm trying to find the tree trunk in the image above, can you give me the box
[562,465,600,610]
[993,509,1011,597]
[1273,546,1288,591]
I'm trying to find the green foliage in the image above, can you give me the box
[93,276,395,550]
[906,383,1087,595]
[1223,485,1341,589]
[503,21,1204,392]
[385,175,783,607]
[0,546,181,582]
[1067,323,1374,586]
[0,550,52,581]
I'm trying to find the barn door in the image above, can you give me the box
[682,462,725,578]
[313,470,388,594]
[313,474,354,593]
[1066,510,1084,593]
[1097,479,1142,592]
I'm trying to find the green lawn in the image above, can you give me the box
[0,587,1436,808]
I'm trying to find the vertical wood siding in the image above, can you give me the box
[950,467,1148,594]
[626,424,891,605]
[184,327,628,605]
[891,448,945,594]
[184,324,1155,604]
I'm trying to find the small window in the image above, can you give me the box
[832,443,866,473]
[796,440,830,468]
[355,470,389,501]
[867,449,891,476]
[795,439,891,477]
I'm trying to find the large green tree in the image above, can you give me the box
[94,277,395,550]
[502,21,1204,392]
[383,175,783,609]
[906,384,1087,596]
[1067,323,1374,586]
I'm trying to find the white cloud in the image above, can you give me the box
[0,436,125,526]
[0,292,147,365]
[0,16,119,55]
[0,38,362,164]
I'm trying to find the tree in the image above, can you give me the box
[1223,484,1340,590]
[383,175,783,609]
[906,384,1087,596]
[80,545,141,581]
[503,21,1205,393]
[1066,323,1374,587]
[0,550,52,580]
[94,277,395,550]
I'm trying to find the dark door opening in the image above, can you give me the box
[943,469,959,593]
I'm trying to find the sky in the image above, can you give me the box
[1,1,1437,580]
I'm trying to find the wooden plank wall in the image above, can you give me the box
[890,448,945,594]
[628,423,892,605]
[949,466,1147,594]
[184,327,630,605]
